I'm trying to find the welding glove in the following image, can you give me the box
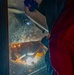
[24,0,38,12]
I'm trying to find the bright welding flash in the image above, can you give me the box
[26,57,33,65]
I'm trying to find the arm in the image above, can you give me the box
[24,1,48,32]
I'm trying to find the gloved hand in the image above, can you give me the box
[41,36,54,75]
[24,0,38,12]
[41,36,49,48]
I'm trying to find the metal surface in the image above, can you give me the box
[8,0,49,75]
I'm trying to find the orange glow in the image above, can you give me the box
[13,45,16,48]
[10,43,21,49]
[15,59,20,62]
[9,42,46,66]
[18,43,21,48]
[35,52,43,57]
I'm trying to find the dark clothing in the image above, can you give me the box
[39,0,74,75]
[45,50,54,75]
[50,3,74,75]
[38,0,66,32]
[41,36,54,74]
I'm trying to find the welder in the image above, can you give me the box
[24,0,74,75]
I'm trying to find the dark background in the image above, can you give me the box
[0,0,9,75]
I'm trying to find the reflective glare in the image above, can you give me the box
[26,57,34,65]
[26,22,30,25]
